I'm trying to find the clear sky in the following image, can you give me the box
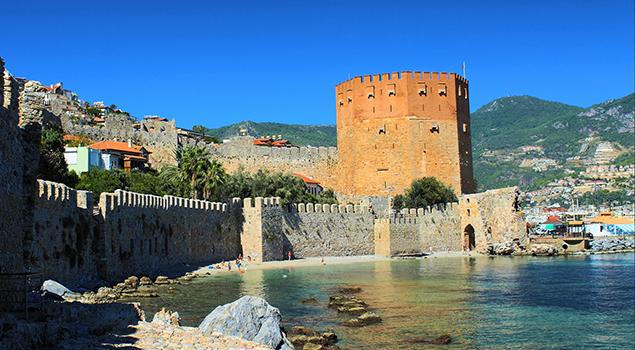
[3,0,634,129]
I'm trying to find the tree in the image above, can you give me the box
[160,146,227,200]
[192,125,206,134]
[218,168,337,206]
[38,125,78,187]
[76,169,126,199]
[110,104,117,110]
[394,177,458,210]
[201,159,227,201]
[125,169,166,196]
[86,107,101,116]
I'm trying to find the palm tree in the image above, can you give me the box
[202,160,227,201]
[161,146,215,199]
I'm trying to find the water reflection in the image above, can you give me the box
[125,254,634,349]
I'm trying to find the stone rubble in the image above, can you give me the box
[590,237,635,253]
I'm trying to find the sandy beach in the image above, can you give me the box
[190,251,487,277]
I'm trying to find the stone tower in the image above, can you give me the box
[335,71,475,196]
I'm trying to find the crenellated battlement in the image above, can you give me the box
[335,71,467,91]
[373,202,458,225]
[37,180,93,210]
[216,136,337,161]
[99,189,232,219]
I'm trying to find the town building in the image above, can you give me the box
[293,173,323,195]
[87,140,151,172]
[64,146,103,174]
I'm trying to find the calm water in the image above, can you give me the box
[127,254,635,349]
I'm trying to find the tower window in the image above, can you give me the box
[438,83,447,96]
[387,84,396,96]
[418,82,427,96]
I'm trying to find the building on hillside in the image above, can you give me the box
[293,173,323,195]
[88,140,151,172]
[64,146,103,174]
[586,212,635,237]
[44,82,80,114]
[335,71,475,196]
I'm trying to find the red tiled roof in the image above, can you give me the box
[293,173,321,185]
[88,141,151,155]
[254,138,295,147]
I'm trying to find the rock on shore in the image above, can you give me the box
[199,295,295,350]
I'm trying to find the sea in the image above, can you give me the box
[128,253,635,349]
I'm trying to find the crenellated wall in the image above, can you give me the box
[375,203,462,256]
[97,190,242,281]
[241,197,375,262]
[32,180,98,286]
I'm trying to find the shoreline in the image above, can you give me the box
[178,248,635,278]
[188,251,488,277]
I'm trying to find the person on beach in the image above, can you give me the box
[462,244,466,255]
[236,257,242,272]
[228,261,231,271]
[429,246,433,254]
[287,251,292,261]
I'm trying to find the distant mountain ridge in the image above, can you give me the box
[203,121,337,147]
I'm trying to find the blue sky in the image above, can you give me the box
[3,0,633,129]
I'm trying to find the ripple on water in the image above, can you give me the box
[125,253,634,350]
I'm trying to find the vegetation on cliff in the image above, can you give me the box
[392,177,458,211]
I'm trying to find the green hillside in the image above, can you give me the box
[472,93,634,191]
[471,96,584,154]
[202,121,337,147]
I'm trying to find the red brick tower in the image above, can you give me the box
[335,71,475,196]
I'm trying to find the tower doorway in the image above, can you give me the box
[464,224,475,251]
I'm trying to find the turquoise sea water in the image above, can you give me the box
[129,254,635,349]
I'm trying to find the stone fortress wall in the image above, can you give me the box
[1,57,25,273]
[96,190,243,281]
[1,57,525,290]
[241,198,375,262]
[211,136,340,191]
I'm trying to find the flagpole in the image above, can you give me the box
[463,62,466,79]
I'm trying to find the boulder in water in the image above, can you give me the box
[198,295,294,350]
[41,280,81,301]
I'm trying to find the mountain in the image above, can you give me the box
[472,94,634,191]
[202,121,337,147]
